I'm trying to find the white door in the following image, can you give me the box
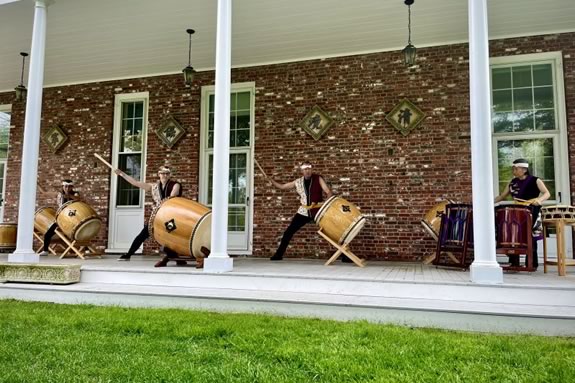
[106,93,149,252]
[491,52,572,258]
[200,83,255,254]
[0,105,11,222]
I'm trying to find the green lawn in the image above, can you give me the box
[0,300,574,383]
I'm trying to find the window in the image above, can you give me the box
[491,53,568,204]
[0,110,10,159]
[116,101,144,206]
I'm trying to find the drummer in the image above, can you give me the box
[494,158,551,269]
[269,161,332,261]
[39,179,81,256]
[116,166,184,267]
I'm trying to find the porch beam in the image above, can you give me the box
[9,0,53,263]
[468,0,503,284]
[205,0,233,272]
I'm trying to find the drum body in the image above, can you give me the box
[438,204,474,248]
[149,197,212,259]
[421,200,453,240]
[314,196,366,245]
[495,205,532,250]
[0,223,17,250]
[34,207,57,235]
[56,201,101,241]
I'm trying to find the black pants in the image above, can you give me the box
[274,214,313,258]
[43,225,57,251]
[127,225,177,258]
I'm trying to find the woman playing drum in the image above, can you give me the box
[38,179,82,256]
[494,158,551,269]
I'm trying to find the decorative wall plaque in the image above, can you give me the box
[300,105,334,141]
[156,115,185,148]
[385,99,425,136]
[42,125,68,152]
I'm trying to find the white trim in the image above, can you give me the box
[199,82,255,255]
[106,91,149,253]
[1,30,573,93]
[489,51,570,205]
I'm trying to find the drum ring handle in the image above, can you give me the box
[165,219,177,233]
[68,210,77,217]
[341,205,351,213]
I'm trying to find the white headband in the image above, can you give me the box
[513,163,529,168]
[62,181,74,186]
[300,164,312,170]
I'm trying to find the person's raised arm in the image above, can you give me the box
[270,179,295,190]
[534,179,551,205]
[114,169,152,191]
[319,177,333,198]
[494,184,510,203]
[170,183,181,197]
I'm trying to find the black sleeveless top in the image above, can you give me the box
[509,175,540,200]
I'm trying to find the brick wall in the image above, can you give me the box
[0,32,573,261]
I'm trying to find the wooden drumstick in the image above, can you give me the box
[254,158,268,179]
[94,153,116,171]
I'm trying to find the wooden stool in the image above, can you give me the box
[54,229,101,259]
[542,205,575,276]
[319,228,365,267]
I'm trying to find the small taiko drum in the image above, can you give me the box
[149,197,212,259]
[495,205,532,249]
[421,200,453,240]
[314,196,366,245]
[56,201,101,241]
[0,223,17,250]
[438,204,474,248]
[34,207,57,235]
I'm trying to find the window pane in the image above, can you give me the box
[237,92,250,110]
[493,112,513,133]
[533,64,552,86]
[0,112,11,160]
[492,90,512,112]
[534,110,555,131]
[116,154,141,206]
[512,111,534,132]
[492,68,511,90]
[512,66,532,88]
[533,86,554,109]
[513,88,533,110]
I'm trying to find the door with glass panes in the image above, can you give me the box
[107,93,148,252]
[200,85,254,253]
[0,105,10,221]
[491,53,571,257]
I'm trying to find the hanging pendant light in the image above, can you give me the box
[182,29,196,86]
[15,52,29,101]
[402,0,417,67]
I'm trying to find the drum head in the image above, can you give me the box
[191,212,212,259]
[74,218,102,241]
[314,195,337,224]
[341,216,366,245]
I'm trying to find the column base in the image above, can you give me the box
[8,250,40,264]
[204,254,233,273]
[470,260,503,284]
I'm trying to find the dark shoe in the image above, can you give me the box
[270,255,283,261]
[195,258,205,269]
[176,260,188,266]
[117,254,131,262]
[154,256,169,268]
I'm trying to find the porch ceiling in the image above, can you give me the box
[0,0,574,92]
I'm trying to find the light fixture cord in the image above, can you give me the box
[20,55,25,86]
[407,5,412,45]
[188,34,192,66]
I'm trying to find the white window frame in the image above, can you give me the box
[490,51,570,205]
[0,104,11,222]
[199,82,256,255]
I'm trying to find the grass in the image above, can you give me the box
[0,300,574,383]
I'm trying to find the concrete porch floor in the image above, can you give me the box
[1,254,574,336]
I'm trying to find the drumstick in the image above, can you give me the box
[254,158,268,179]
[94,153,116,171]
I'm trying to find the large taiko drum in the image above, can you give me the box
[495,205,532,249]
[34,207,57,235]
[314,196,366,245]
[421,200,454,240]
[56,201,101,241]
[149,197,212,259]
[0,223,17,250]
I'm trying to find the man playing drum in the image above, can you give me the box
[269,161,333,261]
[39,179,81,256]
[494,158,551,269]
[116,166,183,267]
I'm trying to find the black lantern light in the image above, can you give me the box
[402,0,417,67]
[15,52,28,101]
[182,29,196,86]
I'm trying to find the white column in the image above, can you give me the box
[204,0,233,272]
[468,0,503,284]
[9,0,52,263]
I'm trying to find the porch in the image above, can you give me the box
[1,254,574,336]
